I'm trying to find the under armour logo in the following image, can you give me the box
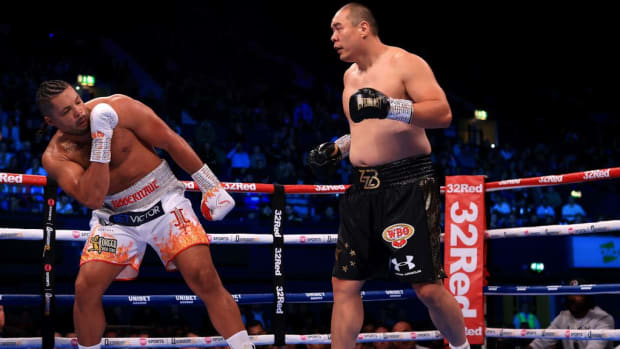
[392,255,415,272]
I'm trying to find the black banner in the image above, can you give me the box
[42,178,58,349]
[271,184,285,347]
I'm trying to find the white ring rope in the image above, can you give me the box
[1,328,620,348]
[1,220,618,242]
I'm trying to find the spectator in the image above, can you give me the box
[373,324,390,349]
[56,195,74,215]
[535,198,555,220]
[561,196,586,223]
[513,301,541,329]
[528,279,614,349]
[391,320,430,349]
[227,142,251,179]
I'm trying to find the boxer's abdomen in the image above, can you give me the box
[349,119,431,167]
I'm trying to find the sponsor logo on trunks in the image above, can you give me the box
[498,179,521,186]
[446,183,483,193]
[382,223,415,249]
[359,169,380,189]
[88,235,118,254]
[111,179,160,209]
[0,173,23,184]
[314,185,346,192]
[538,175,563,184]
[128,296,151,305]
[391,255,415,272]
[109,202,163,226]
[583,169,610,180]
[224,183,257,192]
[175,295,198,304]
[391,255,422,276]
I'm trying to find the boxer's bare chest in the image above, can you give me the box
[61,128,159,193]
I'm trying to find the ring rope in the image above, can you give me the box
[1,220,618,242]
[1,166,618,194]
[3,283,620,307]
[1,328,620,349]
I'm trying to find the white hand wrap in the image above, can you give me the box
[192,164,235,221]
[191,164,220,192]
[89,103,118,163]
[387,98,414,124]
[335,134,351,158]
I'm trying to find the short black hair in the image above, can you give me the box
[341,2,378,35]
[36,80,71,116]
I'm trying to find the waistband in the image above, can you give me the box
[351,155,435,190]
[106,201,164,226]
[103,160,183,212]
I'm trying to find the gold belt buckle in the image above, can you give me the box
[359,169,381,189]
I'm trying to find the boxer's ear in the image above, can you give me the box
[43,115,55,127]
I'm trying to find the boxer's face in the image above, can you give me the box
[331,8,361,62]
[44,87,89,136]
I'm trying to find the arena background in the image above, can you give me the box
[1,2,619,344]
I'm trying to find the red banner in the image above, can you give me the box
[444,176,486,344]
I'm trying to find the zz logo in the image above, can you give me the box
[391,255,415,272]
[359,169,380,189]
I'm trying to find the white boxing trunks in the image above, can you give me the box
[80,160,210,280]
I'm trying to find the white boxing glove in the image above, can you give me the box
[191,164,235,221]
[90,103,119,163]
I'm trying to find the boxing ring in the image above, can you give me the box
[1,167,620,347]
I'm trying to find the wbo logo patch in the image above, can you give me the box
[382,223,415,249]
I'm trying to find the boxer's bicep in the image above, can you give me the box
[121,98,179,150]
[401,54,447,104]
[42,154,85,200]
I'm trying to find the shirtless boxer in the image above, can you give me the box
[38,80,253,349]
[307,4,469,349]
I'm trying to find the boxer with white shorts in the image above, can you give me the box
[38,80,253,349]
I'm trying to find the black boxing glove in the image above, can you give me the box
[307,141,342,169]
[349,87,414,124]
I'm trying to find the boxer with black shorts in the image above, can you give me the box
[307,3,469,349]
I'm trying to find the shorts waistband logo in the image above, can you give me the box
[108,201,164,226]
[359,169,380,189]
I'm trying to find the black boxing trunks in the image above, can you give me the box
[332,154,446,283]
